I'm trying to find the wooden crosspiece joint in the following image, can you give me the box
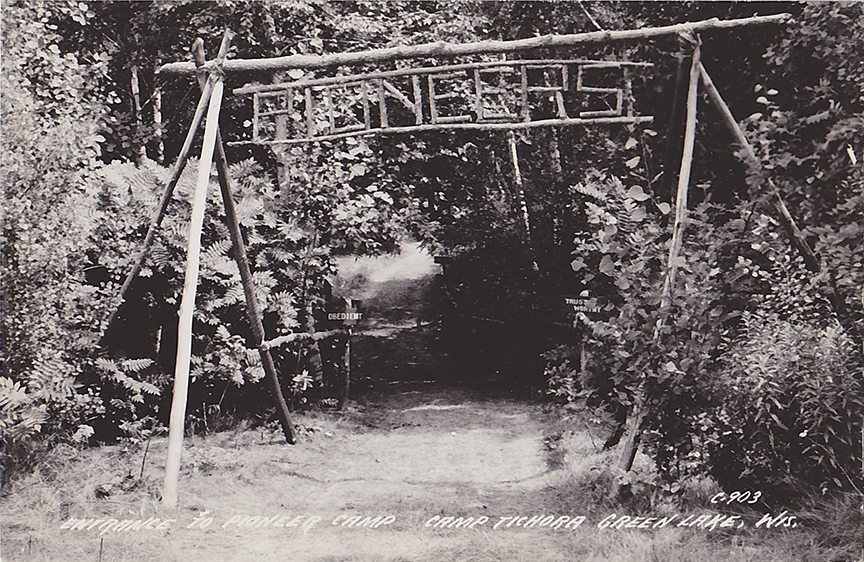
[232,59,654,145]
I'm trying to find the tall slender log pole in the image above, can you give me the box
[612,39,701,498]
[192,39,296,444]
[162,77,224,508]
[662,42,700,307]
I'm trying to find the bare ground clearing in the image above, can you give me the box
[2,385,847,562]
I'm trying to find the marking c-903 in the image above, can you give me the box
[710,490,762,505]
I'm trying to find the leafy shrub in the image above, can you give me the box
[544,3,864,503]
[701,3,864,495]
[707,307,862,496]
[1,2,119,482]
[560,171,730,471]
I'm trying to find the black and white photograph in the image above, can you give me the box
[1,1,862,560]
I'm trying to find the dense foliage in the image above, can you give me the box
[1,0,438,476]
[534,2,863,497]
[1,1,119,473]
[2,0,861,500]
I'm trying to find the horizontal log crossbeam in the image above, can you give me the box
[159,14,791,76]
[232,59,654,145]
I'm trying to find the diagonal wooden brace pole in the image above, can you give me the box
[698,63,848,320]
[193,38,296,444]
[98,76,217,347]
[698,64,818,269]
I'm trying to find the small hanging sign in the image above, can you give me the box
[562,295,612,326]
[327,300,364,327]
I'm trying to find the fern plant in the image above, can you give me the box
[93,144,405,416]
[93,358,160,403]
[94,158,309,396]
[0,377,45,443]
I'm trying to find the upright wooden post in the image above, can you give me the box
[162,74,224,507]
[661,40,700,307]
[340,306,352,411]
[192,38,297,444]
[612,38,701,497]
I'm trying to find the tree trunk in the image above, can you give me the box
[130,65,147,163]
[153,62,164,164]
[508,131,540,272]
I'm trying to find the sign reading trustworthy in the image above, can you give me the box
[563,294,612,326]
[564,296,605,314]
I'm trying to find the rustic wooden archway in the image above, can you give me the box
[104,13,815,506]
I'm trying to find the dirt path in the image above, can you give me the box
[189,386,582,562]
[5,386,588,562]
[212,386,569,561]
[280,387,556,511]
[5,385,828,562]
